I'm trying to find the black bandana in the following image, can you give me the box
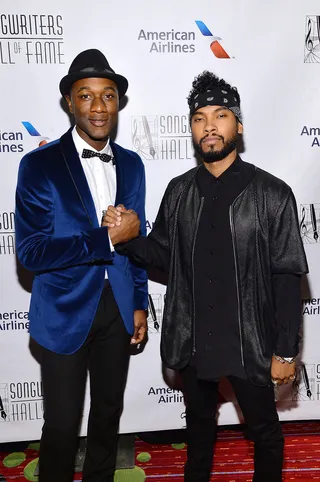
[189,87,242,123]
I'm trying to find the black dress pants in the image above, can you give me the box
[37,281,131,482]
[181,365,284,482]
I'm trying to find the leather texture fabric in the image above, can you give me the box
[117,159,308,386]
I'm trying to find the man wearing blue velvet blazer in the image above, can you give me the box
[15,49,148,482]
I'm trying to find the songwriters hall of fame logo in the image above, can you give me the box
[131,115,192,160]
[147,293,165,334]
[0,211,15,255]
[0,381,44,422]
[291,364,317,401]
[0,14,64,65]
[300,204,320,244]
[304,15,320,63]
[132,116,158,160]
[0,384,9,422]
[275,363,317,402]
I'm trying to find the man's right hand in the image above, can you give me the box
[103,205,125,228]
[103,205,140,245]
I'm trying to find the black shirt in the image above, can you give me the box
[192,158,301,381]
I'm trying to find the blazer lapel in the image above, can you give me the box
[60,128,99,228]
[110,140,124,207]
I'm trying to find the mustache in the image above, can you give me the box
[200,134,224,144]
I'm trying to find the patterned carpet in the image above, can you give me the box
[136,422,320,481]
[1,422,320,481]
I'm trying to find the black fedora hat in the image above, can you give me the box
[59,49,128,99]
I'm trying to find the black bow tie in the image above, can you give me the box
[82,148,114,164]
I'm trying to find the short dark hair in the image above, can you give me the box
[187,71,240,108]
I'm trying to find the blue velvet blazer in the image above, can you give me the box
[15,128,148,354]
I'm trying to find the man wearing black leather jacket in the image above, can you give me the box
[104,71,308,482]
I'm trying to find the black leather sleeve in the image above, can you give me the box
[115,236,170,273]
[270,189,308,275]
[272,273,302,357]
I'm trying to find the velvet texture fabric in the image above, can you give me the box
[15,128,148,354]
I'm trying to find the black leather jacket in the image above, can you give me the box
[118,159,308,386]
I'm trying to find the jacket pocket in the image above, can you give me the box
[38,272,73,290]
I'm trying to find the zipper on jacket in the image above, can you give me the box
[229,204,244,367]
[191,197,204,355]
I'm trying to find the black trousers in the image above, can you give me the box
[181,365,284,482]
[37,281,131,482]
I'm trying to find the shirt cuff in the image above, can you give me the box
[108,232,114,252]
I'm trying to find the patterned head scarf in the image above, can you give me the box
[189,87,242,123]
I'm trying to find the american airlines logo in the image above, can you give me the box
[195,20,231,58]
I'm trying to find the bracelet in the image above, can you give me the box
[273,354,295,364]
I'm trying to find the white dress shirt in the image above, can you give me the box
[72,126,116,277]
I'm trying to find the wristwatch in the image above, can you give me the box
[282,357,295,364]
[273,354,295,364]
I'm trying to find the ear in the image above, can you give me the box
[237,122,243,135]
[64,95,73,114]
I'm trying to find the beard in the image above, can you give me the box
[193,133,239,163]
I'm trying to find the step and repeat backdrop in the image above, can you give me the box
[1,0,320,442]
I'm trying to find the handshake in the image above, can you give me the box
[102,205,140,245]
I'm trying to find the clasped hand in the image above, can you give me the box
[102,204,140,245]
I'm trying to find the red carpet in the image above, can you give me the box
[135,422,320,481]
[1,422,320,481]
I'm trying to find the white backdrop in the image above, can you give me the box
[1,0,320,442]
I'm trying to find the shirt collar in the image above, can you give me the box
[72,126,112,158]
[200,155,242,186]
[217,156,242,184]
